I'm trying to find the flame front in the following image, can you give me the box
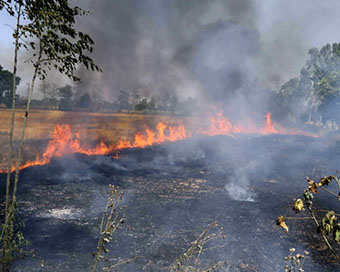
[1,112,317,173]
[1,122,189,173]
[116,122,188,149]
[200,111,317,137]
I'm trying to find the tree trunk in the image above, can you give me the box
[4,4,21,215]
[2,5,22,269]
[308,110,312,123]
[11,42,42,210]
[2,39,42,270]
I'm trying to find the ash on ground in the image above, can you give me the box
[1,134,340,271]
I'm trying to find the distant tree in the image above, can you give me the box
[38,81,50,100]
[77,93,92,110]
[157,92,178,113]
[309,44,340,122]
[131,89,141,106]
[58,84,73,110]
[46,84,59,109]
[0,65,21,108]
[116,90,130,112]
[134,98,148,111]
[18,95,28,108]
[181,97,199,115]
[277,78,299,121]
[2,92,20,109]
[278,43,340,124]
[148,97,156,111]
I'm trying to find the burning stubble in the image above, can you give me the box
[2,1,340,271]
[0,110,316,173]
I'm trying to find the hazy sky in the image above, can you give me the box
[0,10,15,62]
[0,0,340,100]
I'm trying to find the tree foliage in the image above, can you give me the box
[0,65,20,108]
[20,0,101,81]
[76,93,92,109]
[58,84,73,110]
[277,43,340,123]
[116,90,130,112]
[0,1,101,270]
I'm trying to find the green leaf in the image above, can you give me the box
[333,224,340,243]
[322,211,337,235]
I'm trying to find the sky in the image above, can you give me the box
[0,10,15,63]
[0,0,340,101]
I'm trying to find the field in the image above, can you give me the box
[5,132,340,271]
[0,109,196,170]
[1,109,340,271]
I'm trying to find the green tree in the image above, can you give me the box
[278,43,340,124]
[58,84,73,110]
[116,90,130,112]
[134,98,148,111]
[1,1,101,269]
[38,81,49,100]
[309,44,340,122]
[0,65,21,108]
[148,97,156,111]
[76,93,92,110]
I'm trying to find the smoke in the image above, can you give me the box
[67,0,340,115]
[72,0,260,107]
[1,1,340,104]
[255,0,340,88]
[225,161,257,202]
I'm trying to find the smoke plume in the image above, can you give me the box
[68,0,340,114]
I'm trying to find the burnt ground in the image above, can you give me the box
[2,134,340,271]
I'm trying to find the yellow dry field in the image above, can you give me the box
[0,109,196,169]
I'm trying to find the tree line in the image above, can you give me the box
[0,68,199,114]
[4,43,340,122]
[271,43,340,126]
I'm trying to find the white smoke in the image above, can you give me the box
[225,161,257,202]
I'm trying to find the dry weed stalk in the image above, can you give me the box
[277,175,340,260]
[284,248,309,272]
[91,185,127,272]
[169,221,228,272]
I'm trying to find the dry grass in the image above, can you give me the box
[0,109,196,168]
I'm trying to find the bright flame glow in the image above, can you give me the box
[1,112,317,173]
[200,111,317,137]
[1,122,189,173]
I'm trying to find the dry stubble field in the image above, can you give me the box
[0,109,196,169]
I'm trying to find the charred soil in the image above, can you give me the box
[1,134,340,271]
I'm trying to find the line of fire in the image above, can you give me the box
[1,1,340,272]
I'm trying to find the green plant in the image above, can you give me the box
[277,175,340,260]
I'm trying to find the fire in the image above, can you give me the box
[201,111,233,136]
[2,122,189,173]
[116,122,189,149]
[200,111,317,137]
[1,112,317,173]
[263,113,276,134]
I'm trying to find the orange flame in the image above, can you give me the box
[199,111,233,136]
[1,112,317,173]
[2,122,189,173]
[117,122,189,149]
[200,111,317,137]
